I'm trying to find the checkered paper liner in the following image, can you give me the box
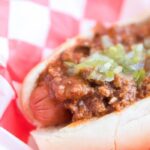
[0,0,150,144]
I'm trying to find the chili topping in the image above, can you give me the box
[30,19,150,126]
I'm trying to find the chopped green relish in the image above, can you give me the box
[65,44,146,84]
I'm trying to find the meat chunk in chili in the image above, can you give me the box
[138,76,150,98]
[50,76,93,102]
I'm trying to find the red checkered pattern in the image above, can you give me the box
[1,0,149,144]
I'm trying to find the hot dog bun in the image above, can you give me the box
[19,13,150,150]
[20,38,150,149]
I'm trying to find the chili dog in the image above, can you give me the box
[19,16,150,150]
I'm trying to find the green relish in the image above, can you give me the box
[65,44,146,84]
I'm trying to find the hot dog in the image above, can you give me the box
[19,16,150,150]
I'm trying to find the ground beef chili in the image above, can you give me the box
[30,18,150,126]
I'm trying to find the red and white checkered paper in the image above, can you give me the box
[0,0,150,144]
